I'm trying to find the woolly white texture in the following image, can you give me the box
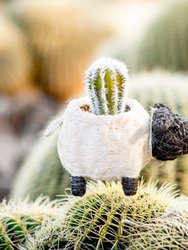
[57,97,152,180]
[85,57,129,115]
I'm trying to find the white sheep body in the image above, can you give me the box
[57,97,152,180]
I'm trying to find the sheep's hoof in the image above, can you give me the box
[71,176,86,196]
[122,177,138,196]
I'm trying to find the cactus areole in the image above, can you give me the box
[45,58,188,196]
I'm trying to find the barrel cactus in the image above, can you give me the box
[0,15,32,94]
[8,0,112,101]
[136,0,188,72]
[20,181,181,250]
[0,197,58,250]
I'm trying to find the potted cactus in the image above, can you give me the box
[45,58,152,196]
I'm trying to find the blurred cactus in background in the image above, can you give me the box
[8,0,112,101]
[10,125,70,201]
[11,71,188,201]
[136,0,188,72]
[0,14,32,94]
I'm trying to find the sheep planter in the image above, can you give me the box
[45,57,188,197]
[58,97,152,195]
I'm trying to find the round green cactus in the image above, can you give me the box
[0,197,58,250]
[20,181,179,250]
[85,57,129,115]
[136,0,188,72]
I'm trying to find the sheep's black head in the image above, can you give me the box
[152,103,188,161]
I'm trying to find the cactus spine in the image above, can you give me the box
[0,197,58,250]
[85,57,129,115]
[21,181,178,250]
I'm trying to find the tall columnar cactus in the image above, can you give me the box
[135,0,188,72]
[85,57,129,115]
[8,0,112,101]
[0,197,58,250]
[20,181,181,250]
[0,15,32,94]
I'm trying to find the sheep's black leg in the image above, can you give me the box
[122,177,138,196]
[71,176,86,196]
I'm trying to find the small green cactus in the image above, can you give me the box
[0,197,58,250]
[21,181,178,250]
[85,57,129,115]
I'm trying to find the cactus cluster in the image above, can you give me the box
[0,197,58,249]
[136,0,188,72]
[0,15,32,94]
[85,57,129,115]
[20,181,180,250]
[8,0,111,100]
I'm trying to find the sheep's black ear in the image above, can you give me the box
[152,103,188,161]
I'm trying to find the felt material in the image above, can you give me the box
[152,103,188,161]
[57,97,152,180]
